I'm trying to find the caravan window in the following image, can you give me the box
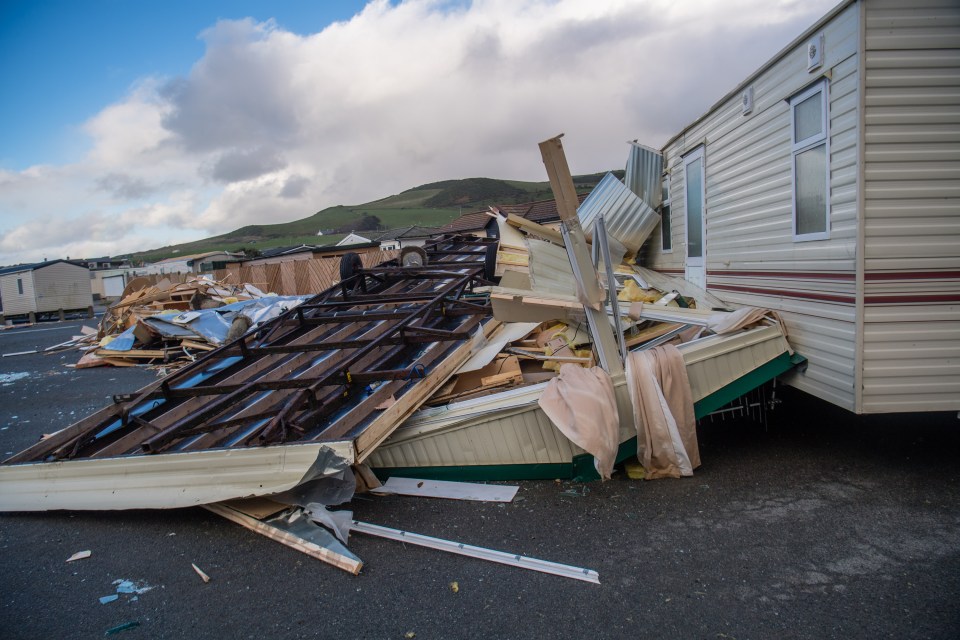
[790,80,829,241]
[660,174,672,253]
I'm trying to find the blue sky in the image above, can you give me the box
[0,1,369,169]
[0,0,838,264]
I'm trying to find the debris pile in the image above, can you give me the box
[3,136,803,584]
[61,276,309,372]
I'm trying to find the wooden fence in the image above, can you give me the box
[212,250,399,296]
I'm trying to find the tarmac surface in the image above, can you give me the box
[0,319,958,639]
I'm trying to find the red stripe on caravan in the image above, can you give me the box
[707,270,856,281]
[864,271,960,281]
[864,294,960,304]
[708,284,855,304]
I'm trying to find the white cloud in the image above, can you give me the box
[0,0,837,265]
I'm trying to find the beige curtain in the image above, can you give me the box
[625,345,700,479]
[538,364,620,480]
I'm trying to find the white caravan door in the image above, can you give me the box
[683,147,706,289]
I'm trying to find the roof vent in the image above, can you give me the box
[741,86,754,115]
[807,33,823,71]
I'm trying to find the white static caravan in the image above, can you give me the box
[641,0,959,414]
[0,260,93,318]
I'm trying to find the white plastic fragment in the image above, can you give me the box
[371,477,518,503]
[66,550,91,562]
[191,563,211,583]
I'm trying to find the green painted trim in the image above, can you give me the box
[373,352,807,483]
[692,351,799,418]
[374,462,574,482]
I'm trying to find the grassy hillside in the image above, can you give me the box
[128,172,621,263]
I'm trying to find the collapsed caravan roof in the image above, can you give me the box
[0,236,499,511]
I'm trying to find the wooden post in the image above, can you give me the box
[538,135,604,307]
[28,312,36,323]
[87,305,94,318]
[538,135,624,375]
[58,309,65,321]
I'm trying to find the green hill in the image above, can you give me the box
[127,172,621,264]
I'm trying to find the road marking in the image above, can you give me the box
[0,325,84,336]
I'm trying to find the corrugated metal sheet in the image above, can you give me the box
[644,2,861,411]
[0,441,354,512]
[861,0,960,413]
[577,172,660,255]
[624,142,663,209]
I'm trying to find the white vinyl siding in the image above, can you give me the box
[2,262,91,316]
[648,2,860,409]
[31,262,92,313]
[0,272,37,315]
[860,0,960,413]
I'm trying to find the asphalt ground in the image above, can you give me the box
[0,319,958,640]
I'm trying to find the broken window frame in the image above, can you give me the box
[790,79,830,242]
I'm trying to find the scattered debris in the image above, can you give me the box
[104,621,140,635]
[112,579,154,595]
[191,563,211,583]
[98,595,118,605]
[66,550,91,562]
[44,275,310,374]
[0,137,806,585]
[205,502,363,575]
